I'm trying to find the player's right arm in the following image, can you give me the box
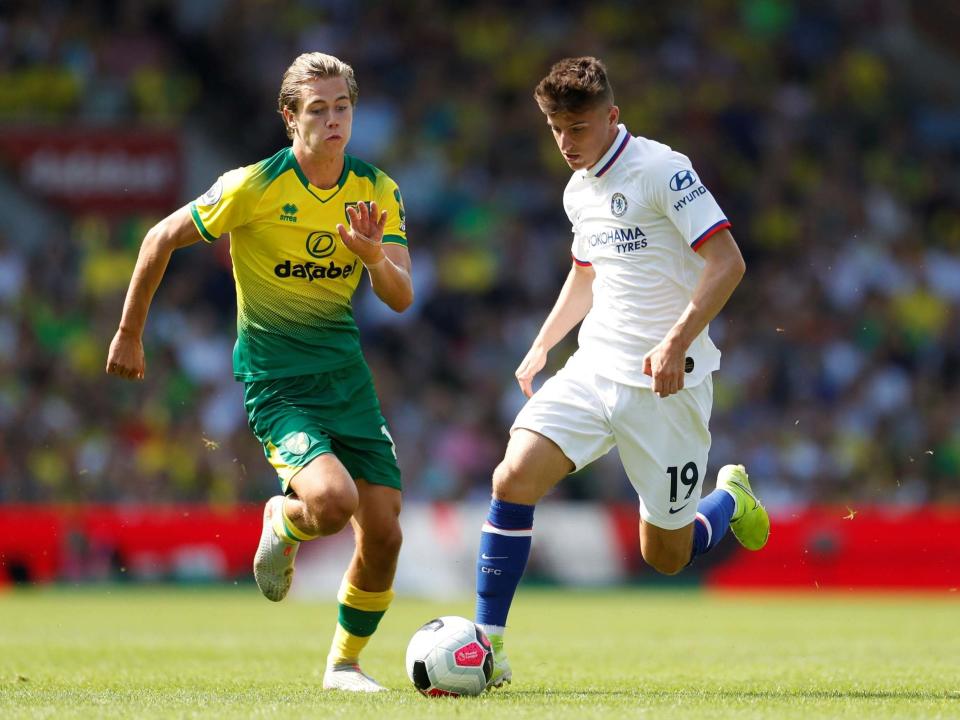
[515,261,594,398]
[106,205,202,380]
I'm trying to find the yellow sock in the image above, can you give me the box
[328,577,394,666]
[271,498,318,543]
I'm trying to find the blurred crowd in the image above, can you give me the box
[1,0,959,507]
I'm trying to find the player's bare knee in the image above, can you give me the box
[383,524,403,559]
[492,459,534,503]
[317,495,357,533]
[491,460,514,497]
[303,489,357,535]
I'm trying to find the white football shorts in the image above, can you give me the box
[511,355,713,529]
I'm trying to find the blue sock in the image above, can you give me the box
[475,498,535,632]
[690,488,736,561]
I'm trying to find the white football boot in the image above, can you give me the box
[252,495,299,601]
[323,663,388,692]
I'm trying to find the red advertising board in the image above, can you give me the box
[704,506,960,590]
[1,504,958,589]
[0,505,260,583]
[0,127,182,214]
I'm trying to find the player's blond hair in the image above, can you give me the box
[278,52,359,139]
[534,56,614,115]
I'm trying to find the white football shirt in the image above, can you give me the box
[564,124,730,389]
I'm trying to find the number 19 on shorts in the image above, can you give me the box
[667,462,699,503]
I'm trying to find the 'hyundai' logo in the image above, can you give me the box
[669,169,697,192]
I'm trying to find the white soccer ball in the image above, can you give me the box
[405,616,493,697]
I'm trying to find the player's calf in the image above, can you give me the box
[640,545,690,575]
[639,520,695,575]
[474,497,535,688]
[325,579,395,691]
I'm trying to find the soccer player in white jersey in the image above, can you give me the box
[474,57,770,688]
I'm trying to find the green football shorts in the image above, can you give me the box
[244,359,401,493]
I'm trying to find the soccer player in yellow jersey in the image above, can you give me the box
[106,53,413,692]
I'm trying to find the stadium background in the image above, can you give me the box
[0,0,958,593]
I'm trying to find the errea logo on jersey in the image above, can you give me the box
[280,203,298,222]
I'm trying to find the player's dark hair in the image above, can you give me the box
[534,56,614,114]
[278,53,359,139]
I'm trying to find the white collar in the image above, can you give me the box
[583,124,630,179]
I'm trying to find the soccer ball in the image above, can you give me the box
[405,616,494,697]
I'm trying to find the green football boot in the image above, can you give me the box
[716,464,770,551]
[486,635,512,689]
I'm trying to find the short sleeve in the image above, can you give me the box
[376,174,408,248]
[564,191,590,266]
[648,152,730,251]
[190,167,258,243]
[571,231,591,266]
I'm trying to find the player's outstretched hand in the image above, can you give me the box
[106,329,145,380]
[643,339,685,398]
[515,344,548,398]
[337,201,388,268]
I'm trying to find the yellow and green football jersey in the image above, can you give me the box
[189,147,407,381]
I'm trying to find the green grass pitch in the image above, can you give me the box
[0,586,957,719]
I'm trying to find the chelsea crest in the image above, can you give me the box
[611,192,627,217]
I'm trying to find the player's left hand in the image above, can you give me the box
[515,343,549,398]
[337,201,388,267]
[643,339,685,398]
[106,328,145,381]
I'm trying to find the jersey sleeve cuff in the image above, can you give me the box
[381,233,408,247]
[690,219,731,251]
[572,254,592,266]
[190,203,219,243]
